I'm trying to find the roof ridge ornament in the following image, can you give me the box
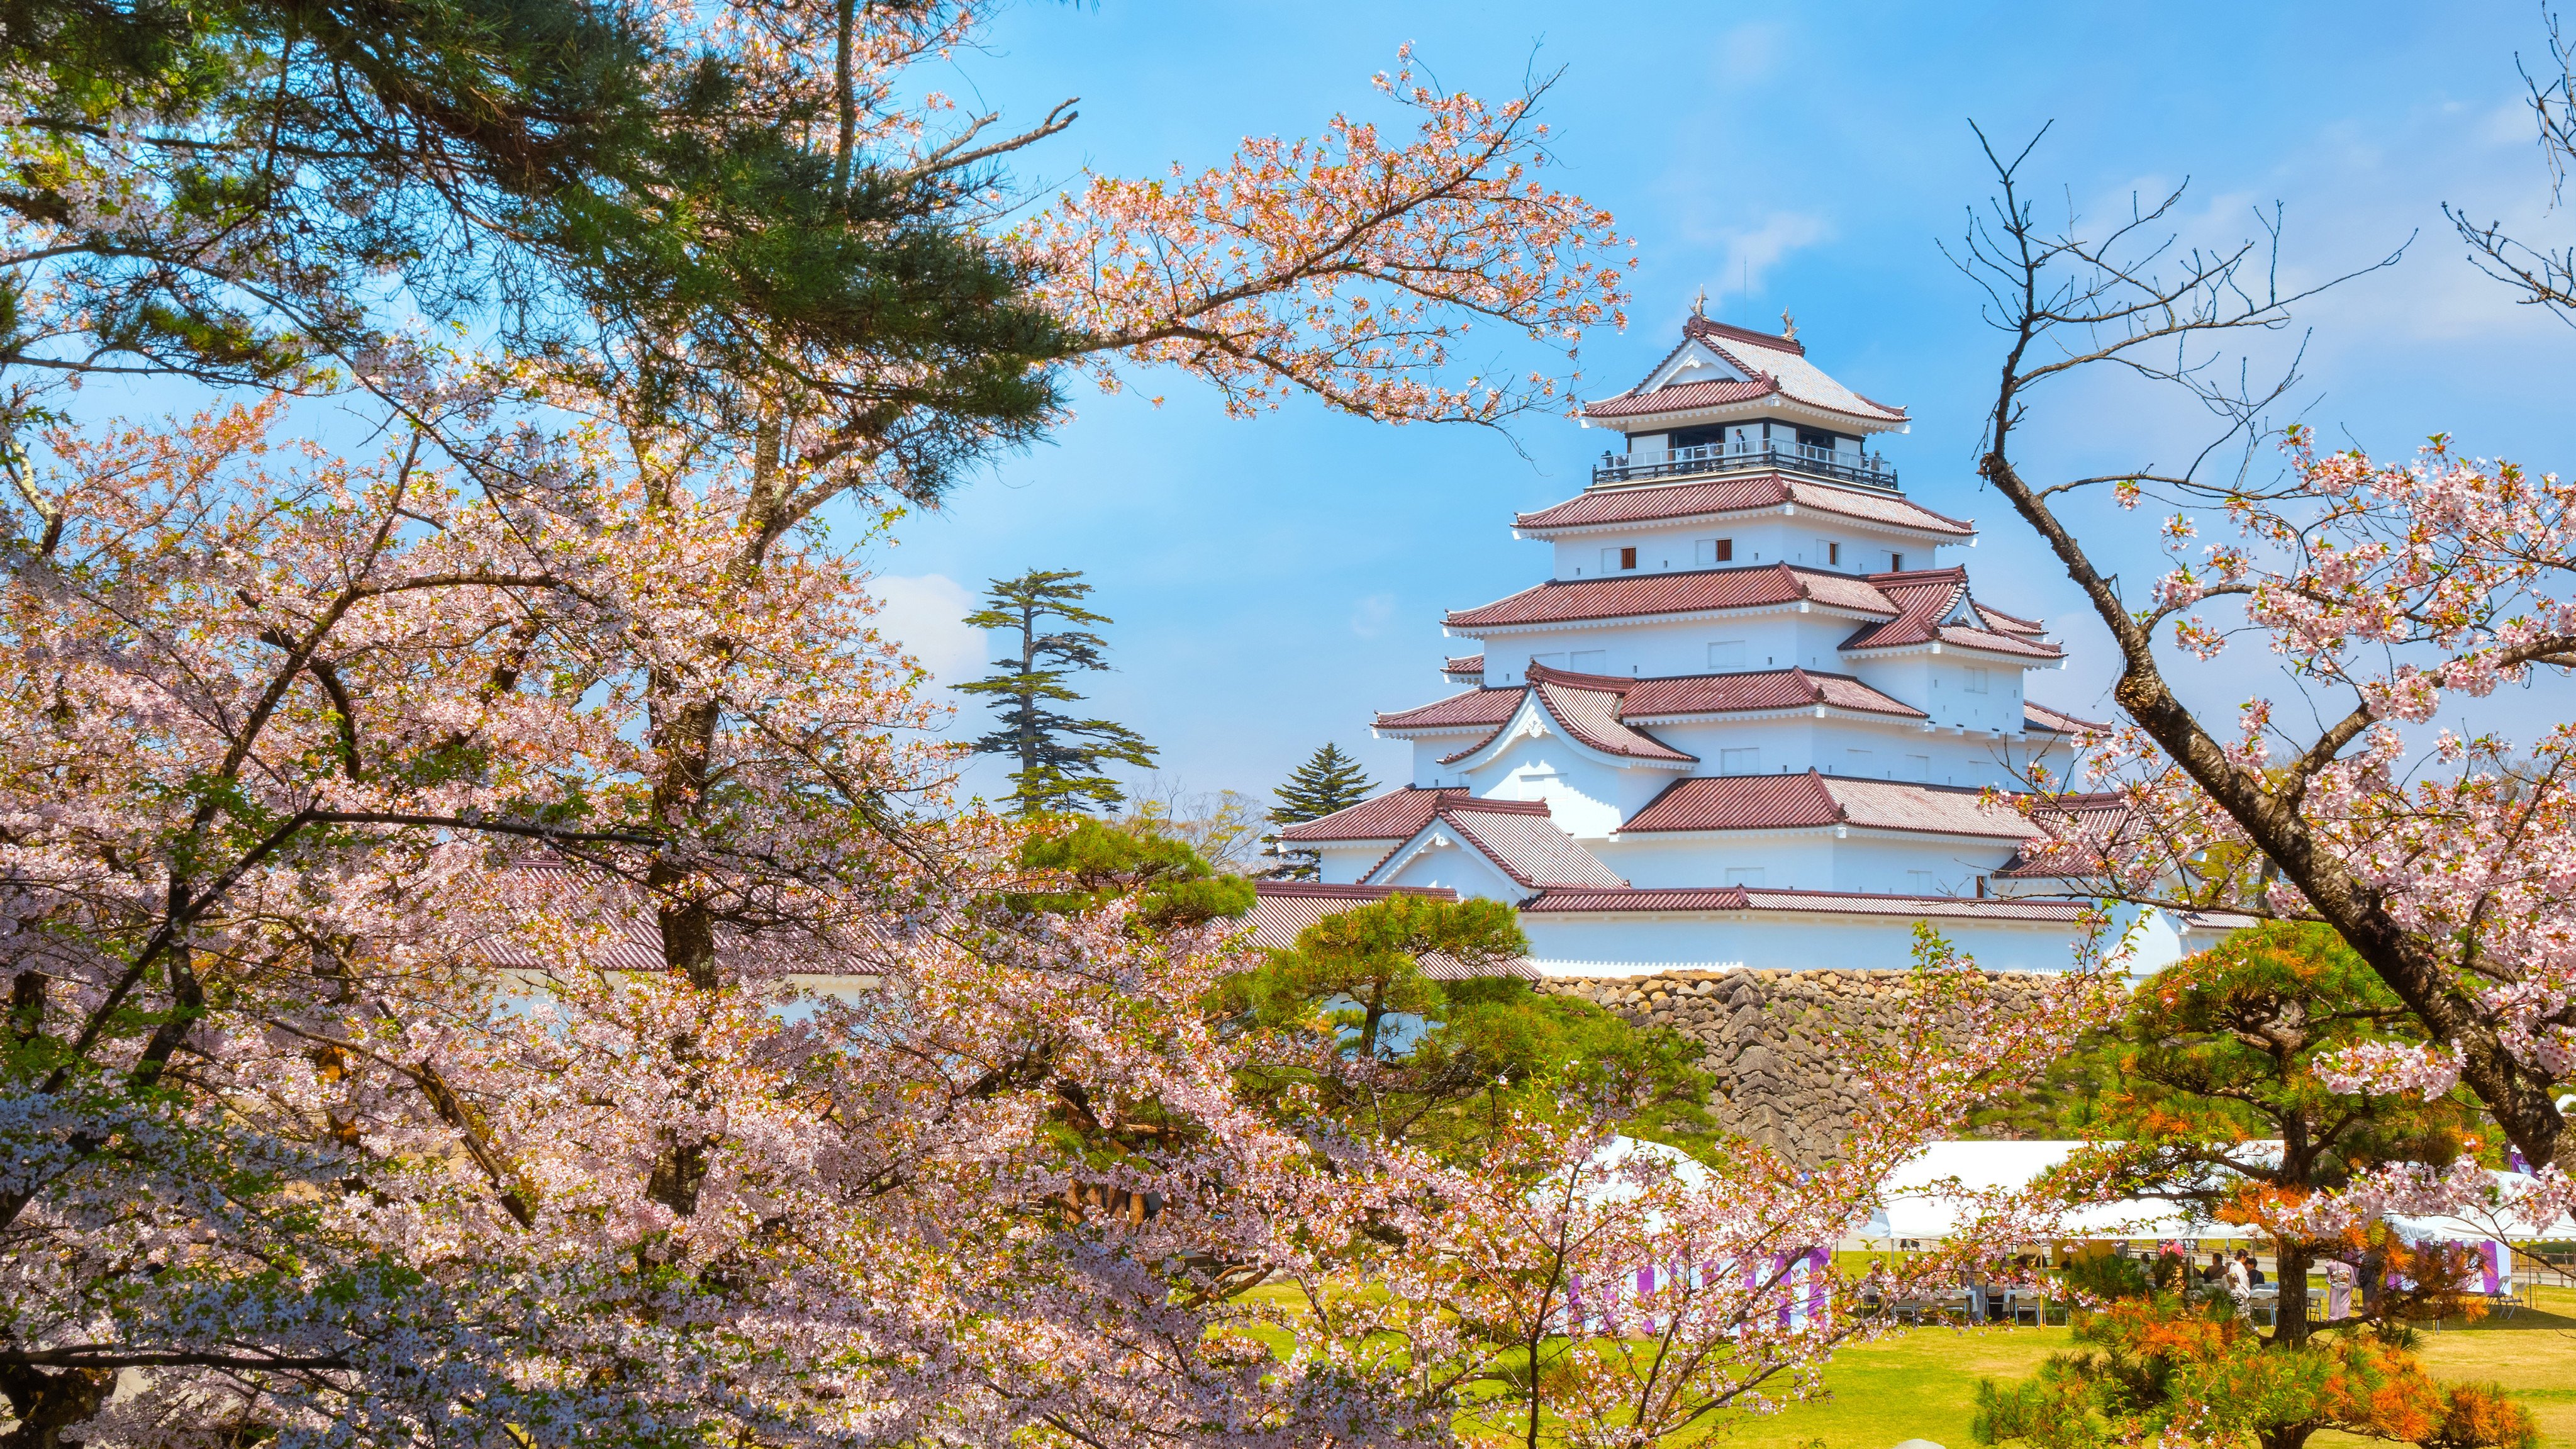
[1779,308,1797,341]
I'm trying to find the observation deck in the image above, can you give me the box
[1591,439,1899,492]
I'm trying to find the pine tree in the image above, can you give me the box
[960,570,1156,815]
[1264,743,1377,879]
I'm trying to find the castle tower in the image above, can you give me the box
[1272,315,2233,977]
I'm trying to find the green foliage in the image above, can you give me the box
[962,570,1156,815]
[1226,893,1714,1162]
[0,0,1068,495]
[1263,743,1376,880]
[1011,817,1250,928]
[1983,922,2487,1194]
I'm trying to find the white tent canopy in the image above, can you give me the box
[2387,1169,2576,1243]
[1873,1140,2262,1243]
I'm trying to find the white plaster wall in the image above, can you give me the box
[1372,833,1529,901]
[1541,513,1958,582]
[1823,836,2025,894]
[1519,911,2097,976]
[1475,613,1877,685]
[1595,832,1840,890]
[1454,728,1641,839]
[1309,841,1393,885]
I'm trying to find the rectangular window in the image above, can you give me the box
[1844,747,1873,775]
[1568,649,1607,673]
[1719,747,1761,773]
[1905,870,1936,895]
[1724,867,1766,887]
[1889,552,1904,572]
[1964,667,1990,695]
[1814,539,1840,567]
[1902,754,1931,783]
[1620,545,1638,570]
[1707,639,1746,669]
[1531,652,1566,673]
[1693,537,1736,567]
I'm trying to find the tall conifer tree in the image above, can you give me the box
[961,570,1156,815]
[1264,743,1377,878]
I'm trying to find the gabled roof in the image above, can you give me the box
[1619,770,2043,840]
[1371,795,1627,891]
[1528,673,1695,763]
[1580,316,1909,430]
[1515,473,1974,539]
[1276,786,1473,842]
[1835,567,2065,661]
[1380,664,1922,766]
[1444,562,1897,632]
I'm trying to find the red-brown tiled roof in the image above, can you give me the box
[1619,667,1925,722]
[1427,798,1629,890]
[1622,771,1844,832]
[1515,474,1973,539]
[2022,701,2108,734]
[1444,563,1895,631]
[1993,793,2134,878]
[1374,688,1524,733]
[1442,654,1485,677]
[1619,771,2042,839]
[1836,568,2065,660]
[1582,377,1780,419]
[1531,674,1695,763]
[1520,886,1753,912]
[1277,786,1472,842]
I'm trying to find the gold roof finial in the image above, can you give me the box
[1779,308,1798,340]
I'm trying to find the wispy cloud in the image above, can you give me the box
[1700,211,1836,306]
[867,573,990,690]
[1349,592,1397,638]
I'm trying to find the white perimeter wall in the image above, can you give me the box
[1520,910,2093,976]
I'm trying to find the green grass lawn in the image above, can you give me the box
[1749,1285,2576,1449]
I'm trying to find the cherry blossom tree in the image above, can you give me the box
[1956,127,2576,1209]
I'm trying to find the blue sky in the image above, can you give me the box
[859,1,2576,810]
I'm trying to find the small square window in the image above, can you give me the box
[1890,552,1904,571]
[1619,546,1637,570]
[1717,538,1732,562]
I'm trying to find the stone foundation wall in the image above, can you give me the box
[1540,968,2057,1160]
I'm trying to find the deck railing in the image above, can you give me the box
[1592,440,1899,491]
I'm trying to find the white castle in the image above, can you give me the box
[1272,315,2233,977]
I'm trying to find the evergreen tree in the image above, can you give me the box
[1264,743,1376,879]
[961,569,1156,815]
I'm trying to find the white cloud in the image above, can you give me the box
[1701,211,1836,307]
[868,573,991,688]
[1349,592,1397,639]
